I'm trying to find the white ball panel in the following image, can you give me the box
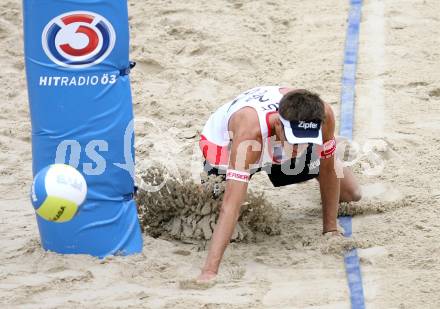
[45,164,87,206]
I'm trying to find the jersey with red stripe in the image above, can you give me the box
[200,86,293,169]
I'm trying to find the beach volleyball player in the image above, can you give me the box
[197,86,362,282]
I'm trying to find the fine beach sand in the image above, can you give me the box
[1,0,440,308]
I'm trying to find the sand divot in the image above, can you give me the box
[337,194,434,216]
[318,236,373,255]
[305,194,432,218]
[136,166,281,243]
[178,278,217,290]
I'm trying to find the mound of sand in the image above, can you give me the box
[136,166,281,242]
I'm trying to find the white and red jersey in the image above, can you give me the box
[200,86,297,169]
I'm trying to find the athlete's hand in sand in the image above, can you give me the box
[196,269,217,282]
[322,230,344,237]
[180,272,218,290]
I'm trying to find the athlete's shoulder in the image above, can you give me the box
[322,101,336,139]
[229,107,261,140]
[323,101,335,122]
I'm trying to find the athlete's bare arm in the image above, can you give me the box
[318,103,362,234]
[198,108,262,282]
[318,103,341,233]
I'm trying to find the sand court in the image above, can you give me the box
[1,0,440,308]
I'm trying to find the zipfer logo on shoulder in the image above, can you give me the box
[42,11,116,69]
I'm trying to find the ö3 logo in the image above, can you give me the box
[42,11,116,68]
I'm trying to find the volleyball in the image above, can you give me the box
[30,164,87,223]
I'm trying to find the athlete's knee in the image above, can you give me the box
[341,185,362,202]
[351,187,362,202]
[346,186,362,202]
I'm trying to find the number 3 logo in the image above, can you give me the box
[42,11,116,68]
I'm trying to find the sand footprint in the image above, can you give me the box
[222,264,246,281]
[429,88,440,97]
[136,59,164,75]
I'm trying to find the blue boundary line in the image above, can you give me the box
[338,1,365,309]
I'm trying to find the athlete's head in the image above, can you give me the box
[275,89,325,147]
[279,89,325,122]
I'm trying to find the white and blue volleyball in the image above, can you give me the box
[31,164,87,223]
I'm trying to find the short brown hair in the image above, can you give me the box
[278,89,325,122]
